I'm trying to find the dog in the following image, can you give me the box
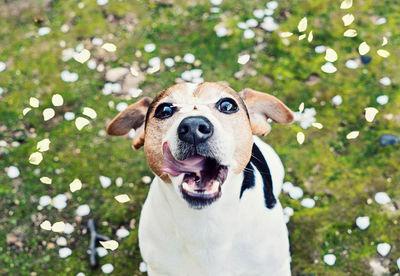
[107,82,294,275]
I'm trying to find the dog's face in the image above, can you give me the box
[107,82,293,209]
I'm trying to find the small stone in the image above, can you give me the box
[141,176,152,184]
[39,195,51,207]
[356,216,370,230]
[59,247,72,258]
[243,29,255,39]
[369,257,389,275]
[246,18,258,28]
[376,95,389,105]
[282,181,293,193]
[379,134,399,147]
[105,67,129,82]
[87,59,97,70]
[96,247,108,257]
[283,206,294,217]
[183,53,195,64]
[301,198,315,208]
[376,242,391,256]
[164,58,175,67]
[56,236,67,246]
[396,257,400,270]
[101,263,114,274]
[210,0,222,5]
[215,26,228,38]
[116,102,128,112]
[315,45,326,53]
[253,9,264,19]
[53,194,67,210]
[260,17,278,32]
[237,22,248,29]
[115,177,123,187]
[76,204,90,216]
[323,254,336,266]
[7,166,20,178]
[92,37,103,46]
[379,77,391,86]
[345,59,358,69]
[0,61,6,72]
[288,186,303,200]
[375,17,387,25]
[374,192,391,205]
[148,57,161,67]
[97,0,109,5]
[64,112,75,121]
[139,262,147,273]
[144,43,156,53]
[331,95,343,106]
[266,1,278,10]
[38,27,51,36]
[116,228,130,239]
[60,70,79,83]
[99,175,112,188]
[63,223,74,234]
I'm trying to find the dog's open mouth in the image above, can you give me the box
[161,142,228,206]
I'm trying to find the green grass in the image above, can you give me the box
[1,0,399,274]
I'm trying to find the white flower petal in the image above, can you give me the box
[69,179,82,192]
[115,194,130,203]
[364,107,378,122]
[358,42,370,55]
[297,17,307,32]
[82,107,97,119]
[37,138,51,152]
[75,117,90,131]
[346,131,359,139]
[29,152,43,165]
[100,240,119,251]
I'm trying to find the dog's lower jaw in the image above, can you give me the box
[138,141,291,275]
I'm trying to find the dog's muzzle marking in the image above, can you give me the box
[240,143,276,209]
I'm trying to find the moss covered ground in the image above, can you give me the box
[1,0,399,275]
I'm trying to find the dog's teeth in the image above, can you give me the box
[182,182,191,191]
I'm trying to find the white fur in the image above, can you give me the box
[139,136,291,276]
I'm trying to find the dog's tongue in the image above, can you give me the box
[161,143,206,176]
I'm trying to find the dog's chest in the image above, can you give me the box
[138,139,290,275]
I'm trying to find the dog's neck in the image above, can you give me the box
[153,172,245,253]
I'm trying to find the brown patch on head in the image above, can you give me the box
[193,83,254,174]
[107,82,293,182]
[239,88,294,136]
[143,83,193,181]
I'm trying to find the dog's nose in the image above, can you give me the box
[178,116,214,144]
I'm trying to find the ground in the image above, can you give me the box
[0,0,399,275]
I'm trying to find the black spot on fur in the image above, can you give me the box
[240,143,276,209]
[240,162,255,198]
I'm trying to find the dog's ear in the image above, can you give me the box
[106,97,152,150]
[239,88,293,136]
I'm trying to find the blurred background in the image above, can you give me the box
[1,0,399,275]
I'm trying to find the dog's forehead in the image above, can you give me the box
[161,82,238,104]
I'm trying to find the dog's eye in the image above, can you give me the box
[216,98,238,114]
[154,103,176,119]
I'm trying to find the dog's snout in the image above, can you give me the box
[178,116,214,144]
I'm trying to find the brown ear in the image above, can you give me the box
[106,97,152,150]
[239,88,293,136]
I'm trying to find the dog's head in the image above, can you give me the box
[107,82,293,209]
